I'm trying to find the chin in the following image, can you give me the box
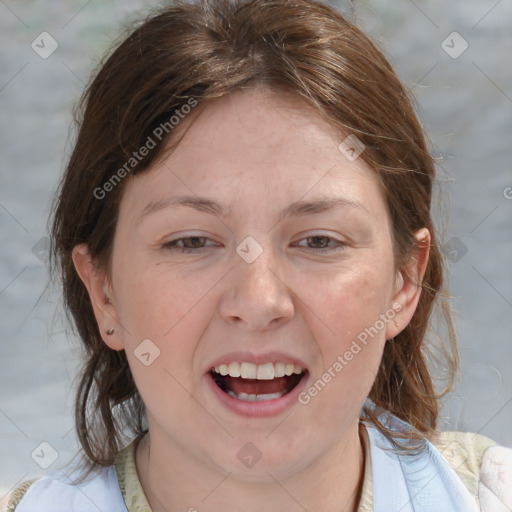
[207,436,317,483]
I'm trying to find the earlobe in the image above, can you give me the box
[71,244,124,351]
[385,228,431,340]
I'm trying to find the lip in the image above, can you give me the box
[205,351,309,374]
[205,368,309,418]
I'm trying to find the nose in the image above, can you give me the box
[219,245,295,331]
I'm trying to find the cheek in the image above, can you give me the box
[114,263,213,418]
[114,257,208,338]
[302,262,393,405]
[313,262,394,343]
[112,258,221,387]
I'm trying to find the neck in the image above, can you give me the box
[135,421,366,512]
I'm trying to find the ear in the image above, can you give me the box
[71,243,124,351]
[385,227,431,340]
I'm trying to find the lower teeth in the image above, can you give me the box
[226,390,285,402]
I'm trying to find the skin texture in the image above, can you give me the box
[73,87,430,512]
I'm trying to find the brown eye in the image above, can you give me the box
[163,236,212,253]
[181,237,207,248]
[306,236,331,249]
[295,234,346,253]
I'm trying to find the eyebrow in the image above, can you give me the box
[137,194,369,224]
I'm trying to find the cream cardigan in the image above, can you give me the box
[6,426,512,511]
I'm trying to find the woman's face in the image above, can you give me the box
[75,87,425,481]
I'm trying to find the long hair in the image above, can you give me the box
[50,0,457,479]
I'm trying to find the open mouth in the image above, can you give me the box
[209,362,308,402]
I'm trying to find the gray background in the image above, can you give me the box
[1,0,511,505]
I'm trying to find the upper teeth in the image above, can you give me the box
[213,362,304,380]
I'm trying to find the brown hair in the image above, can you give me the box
[50,0,457,478]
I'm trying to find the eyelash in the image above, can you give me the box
[162,235,347,254]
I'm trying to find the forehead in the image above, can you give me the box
[121,87,387,222]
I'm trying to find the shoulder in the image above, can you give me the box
[5,464,128,512]
[431,430,497,483]
[5,479,39,512]
[431,430,512,511]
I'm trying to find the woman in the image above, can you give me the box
[7,0,511,511]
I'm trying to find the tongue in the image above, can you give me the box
[224,376,290,395]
